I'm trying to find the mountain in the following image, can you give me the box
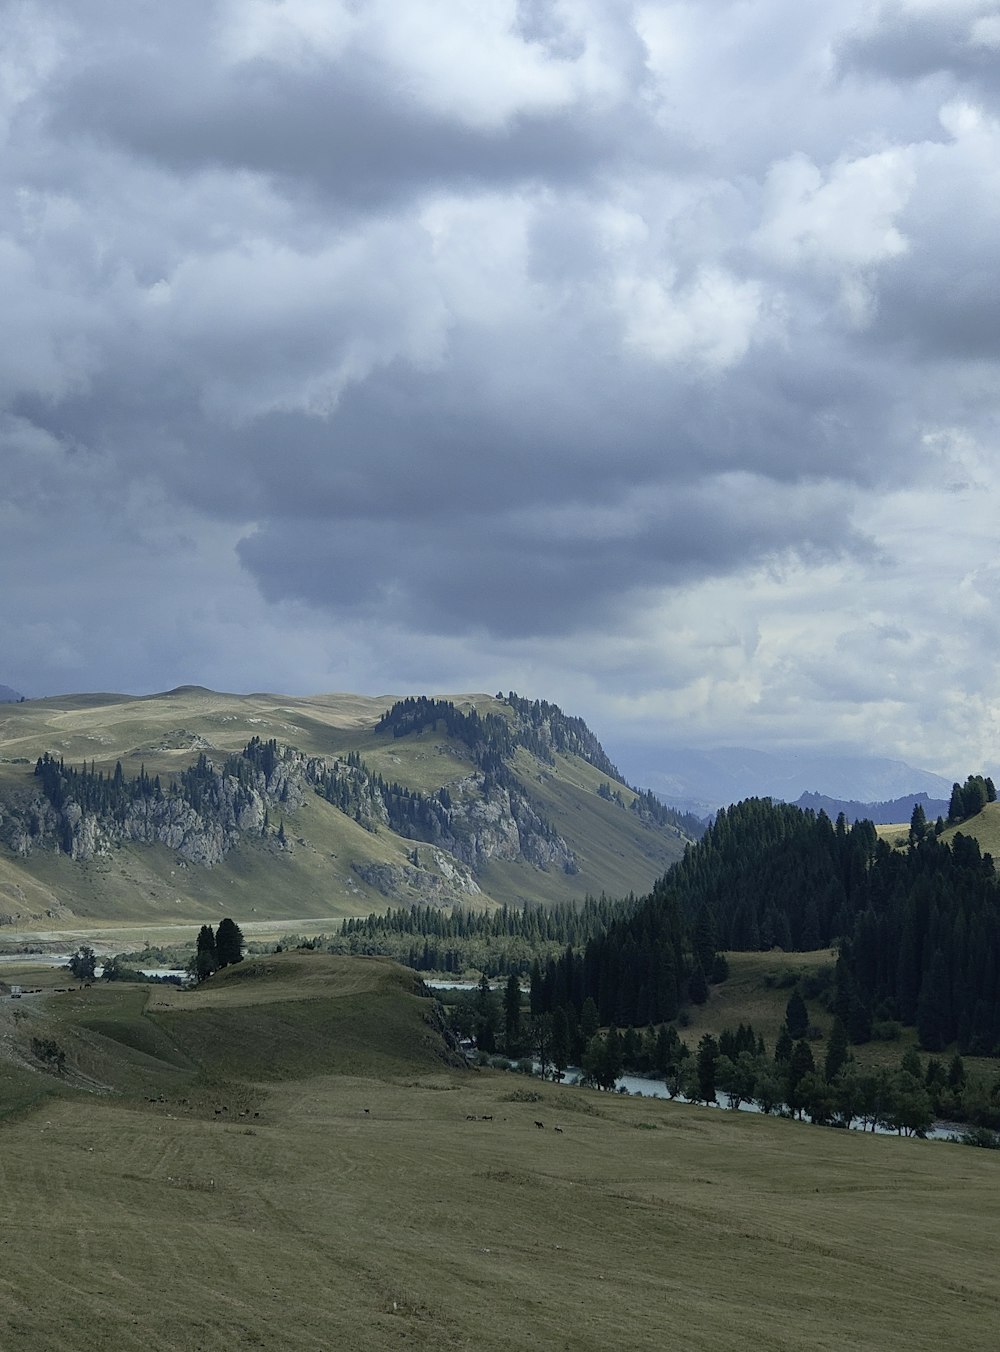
[0,687,696,929]
[0,685,24,703]
[614,744,955,816]
[794,790,950,826]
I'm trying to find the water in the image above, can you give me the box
[507,1061,956,1140]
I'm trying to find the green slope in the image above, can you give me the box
[0,688,691,931]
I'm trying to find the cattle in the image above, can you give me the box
[534,1120,544,1129]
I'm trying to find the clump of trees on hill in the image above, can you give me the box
[529,791,1000,1056]
[947,774,996,823]
[190,918,244,980]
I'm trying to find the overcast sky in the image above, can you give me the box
[3,0,1000,779]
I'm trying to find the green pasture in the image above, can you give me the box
[0,951,997,1351]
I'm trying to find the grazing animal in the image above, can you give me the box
[482,1115,493,1121]
[363,1108,370,1115]
[466,1114,477,1121]
[534,1120,544,1129]
[553,1126,563,1133]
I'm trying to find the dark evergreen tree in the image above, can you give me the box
[909,802,928,844]
[194,924,218,980]
[785,991,809,1039]
[503,972,522,1055]
[824,1017,850,1083]
[215,917,244,968]
[68,946,97,981]
[688,963,709,1005]
[693,1034,719,1104]
[916,948,949,1052]
[550,1006,570,1075]
[579,996,600,1045]
[774,1026,793,1064]
[786,1040,816,1119]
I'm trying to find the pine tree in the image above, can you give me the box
[785,991,809,1039]
[215,917,244,968]
[909,802,927,844]
[774,1026,793,1064]
[194,924,218,980]
[786,1040,816,1119]
[916,949,949,1052]
[503,972,522,1055]
[824,1017,850,1083]
[579,996,600,1045]
[551,1007,570,1074]
[694,1033,719,1104]
[688,963,709,1005]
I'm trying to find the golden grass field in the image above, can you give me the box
[1,953,997,1351]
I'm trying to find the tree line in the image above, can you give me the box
[327,895,639,977]
[533,794,1000,1055]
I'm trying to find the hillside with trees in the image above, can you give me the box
[0,687,697,925]
[529,794,1000,1058]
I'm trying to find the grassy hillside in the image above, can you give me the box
[876,801,1000,856]
[0,688,690,933]
[0,954,997,1351]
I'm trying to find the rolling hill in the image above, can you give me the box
[1,951,997,1352]
[0,687,695,932]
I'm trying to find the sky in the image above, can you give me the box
[3,0,1000,781]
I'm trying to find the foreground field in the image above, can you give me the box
[1,954,997,1351]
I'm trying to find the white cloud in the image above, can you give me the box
[756,148,915,273]
[617,264,764,368]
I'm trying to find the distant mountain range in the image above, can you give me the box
[793,790,950,826]
[0,685,24,703]
[614,744,957,818]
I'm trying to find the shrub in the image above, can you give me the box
[872,1020,902,1042]
[958,1127,1000,1150]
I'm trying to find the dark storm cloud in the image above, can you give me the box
[42,1,675,213]
[3,0,1000,770]
[237,464,857,640]
[839,3,1000,101]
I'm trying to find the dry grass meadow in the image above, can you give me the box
[1,953,997,1352]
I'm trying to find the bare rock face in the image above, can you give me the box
[353,847,483,905]
[399,775,577,874]
[438,779,523,865]
[1,748,315,867]
[0,731,579,899]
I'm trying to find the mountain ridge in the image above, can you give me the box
[615,743,956,816]
[0,687,696,929]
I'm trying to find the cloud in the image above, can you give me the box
[1,0,999,780]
